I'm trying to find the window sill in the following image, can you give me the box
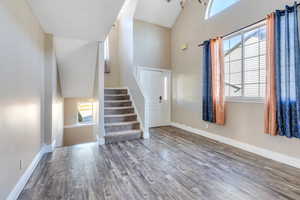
[64,123,96,129]
[226,97,264,104]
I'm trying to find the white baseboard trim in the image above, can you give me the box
[104,87,127,89]
[43,143,54,154]
[6,145,53,200]
[97,136,105,145]
[143,130,150,139]
[171,122,300,169]
[51,140,57,151]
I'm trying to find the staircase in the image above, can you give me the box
[104,88,143,144]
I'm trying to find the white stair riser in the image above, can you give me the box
[105,123,140,133]
[105,115,137,123]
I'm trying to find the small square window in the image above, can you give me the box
[78,102,93,124]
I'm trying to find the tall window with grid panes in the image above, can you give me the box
[223,23,266,101]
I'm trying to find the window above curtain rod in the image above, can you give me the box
[198,2,300,47]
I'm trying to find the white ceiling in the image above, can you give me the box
[27,0,126,41]
[134,0,182,28]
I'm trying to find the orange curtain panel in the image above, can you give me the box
[210,38,225,125]
[264,13,277,136]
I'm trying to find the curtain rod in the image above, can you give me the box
[198,2,300,47]
[198,18,266,47]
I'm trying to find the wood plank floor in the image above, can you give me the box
[19,126,300,200]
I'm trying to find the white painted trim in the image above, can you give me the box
[138,66,172,73]
[104,87,127,89]
[97,135,105,145]
[205,0,213,19]
[226,97,264,104]
[43,143,54,154]
[64,123,96,129]
[6,145,52,200]
[126,87,144,131]
[51,140,57,151]
[171,122,300,169]
[96,42,106,139]
[136,67,172,129]
[126,87,150,139]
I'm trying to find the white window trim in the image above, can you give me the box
[104,37,109,61]
[205,0,214,19]
[224,21,266,104]
[226,96,264,104]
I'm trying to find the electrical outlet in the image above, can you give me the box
[19,160,23,170]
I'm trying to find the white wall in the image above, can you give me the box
[51,75,64,147]
[118,0,149,138]
[134,19,171,69]
[105,19,172,88]
[94,42,106,143]
[0,0,45,198]
[105,26,121,88]
[171,0,300,159]
[44,34,64,147]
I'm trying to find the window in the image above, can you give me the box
[205,0,240,19]
[163,76,168,101]
[78,102,93,124]
[104,37,109,61]
[223,23,266,102]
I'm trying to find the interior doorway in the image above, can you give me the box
[137,66,171,128]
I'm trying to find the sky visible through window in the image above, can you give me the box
[207,0,239,18]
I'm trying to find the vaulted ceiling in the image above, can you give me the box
[26,0,182,97]
[27,0,126,41]
[134,0,182,28]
